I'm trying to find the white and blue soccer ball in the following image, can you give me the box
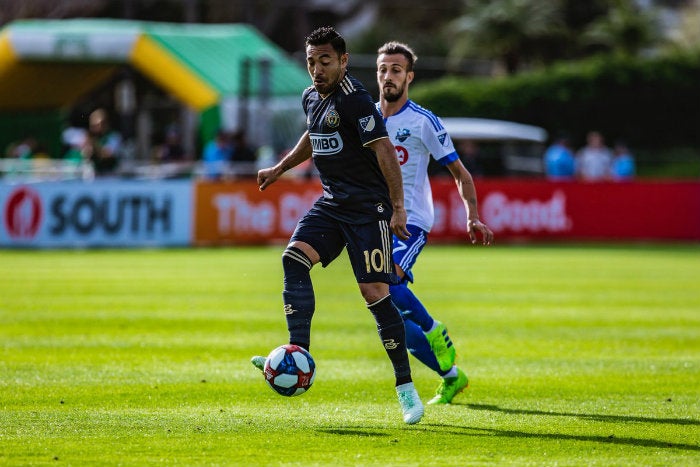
[264,344,316,397]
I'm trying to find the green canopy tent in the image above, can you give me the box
[0,19,309,159]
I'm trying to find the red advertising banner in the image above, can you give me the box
[193,179,700,245]
[431,178,700,242]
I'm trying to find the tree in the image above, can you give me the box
[580,0,661,56]
[665,0,700,51]
[447,0,566,75]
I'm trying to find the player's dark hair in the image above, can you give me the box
[377,41,417,71]
[305,26,346,56]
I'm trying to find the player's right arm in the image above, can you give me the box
[258,131,313,191]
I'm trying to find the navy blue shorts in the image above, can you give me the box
[290,206,399,284]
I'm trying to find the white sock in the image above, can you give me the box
[442,366,458,379]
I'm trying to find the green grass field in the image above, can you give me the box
[1,244,699,466]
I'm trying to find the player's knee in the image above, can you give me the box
[282,246,312,275]
[282,246,315,316]
[282,246,314,295]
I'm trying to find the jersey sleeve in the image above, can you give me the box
[421,114,459,166]
[348,92,389,146]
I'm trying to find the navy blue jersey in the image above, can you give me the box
[303,73,391,224]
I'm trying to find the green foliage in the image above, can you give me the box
[448,0,566,74]
[579,0,661,56]
[411,49,700,150]
[1,246,699,465]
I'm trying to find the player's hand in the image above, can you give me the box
[391,207,411,241]
[257,167,279,191]
[467,219,494,245]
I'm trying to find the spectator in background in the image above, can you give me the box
[575,130,612,181]
[201,129,232,180]
[154,125,187,163]
[543,133,575,181]
[611,139,636,181]
[5,136,42,159]
[151,125,193,179]
[61,127,94,180]
[62,127,88,163]
[82,108,123,176]
[230,129,257,178]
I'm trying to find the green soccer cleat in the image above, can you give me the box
[396,382,424,424]
[425,321,456,372]
[250,355,266,372]
[427,367,469,405]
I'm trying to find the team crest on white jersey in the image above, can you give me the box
[396,128,411,142]
[438,132,448,146]
[359,115,376,132]
[325,109,340,128]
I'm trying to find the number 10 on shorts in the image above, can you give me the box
[364,249,386,273]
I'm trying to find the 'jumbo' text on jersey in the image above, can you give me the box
[304,73,391,224]
[379,99,459,232]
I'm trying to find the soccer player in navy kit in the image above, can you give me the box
[376,41,494,404]
[252,27,423,424]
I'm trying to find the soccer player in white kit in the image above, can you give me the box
[376,41,494,404]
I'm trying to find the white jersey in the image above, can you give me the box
[378,99,459,232]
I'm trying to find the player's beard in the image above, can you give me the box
[314,67,344,96]
[314,80,334,96]
[382,81,405,103]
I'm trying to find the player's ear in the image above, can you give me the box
[340,53,349,69]
[407,70,415,85]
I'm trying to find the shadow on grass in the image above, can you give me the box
[318,424,699,452]
[316,404,699,452]
[464,403,700,426]
[420,423,700,452]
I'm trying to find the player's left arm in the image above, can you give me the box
[369,137,410,241]
[445,159,494,245]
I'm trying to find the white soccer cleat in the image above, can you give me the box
[250,355,266,372]
[396,382,424,424]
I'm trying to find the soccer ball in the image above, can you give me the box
[264,344,316,397]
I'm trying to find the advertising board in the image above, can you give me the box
[0,180,192,247]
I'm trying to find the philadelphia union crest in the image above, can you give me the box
[325,110,340,128]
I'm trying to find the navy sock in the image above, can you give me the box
[390,283,434,332]
[282,247,315,351]
[368,295,412,386]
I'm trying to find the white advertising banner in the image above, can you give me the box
[0,180,192,248]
